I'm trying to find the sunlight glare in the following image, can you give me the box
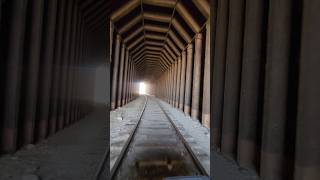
[139,82,146,95]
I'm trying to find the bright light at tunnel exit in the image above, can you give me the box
[139,82,146,95]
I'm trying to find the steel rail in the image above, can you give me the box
[95,95,148,180]
[157,99,209,177]
[98,96,208,179]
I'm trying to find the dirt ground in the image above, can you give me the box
[0,108,107,180]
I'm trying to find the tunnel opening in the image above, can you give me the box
[139,82,146,95]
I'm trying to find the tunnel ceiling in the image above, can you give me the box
[110,0,209,79]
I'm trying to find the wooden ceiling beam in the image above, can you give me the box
[143,0,176,8]
[118,14,143,34]
[111,0,140,22]
[160,52,172,65]
[176,2,201,32]
[167,37,180,56]
[168,30,184,49]
[192,0,210,18]
[145,40,163,46]
[130,42,144,55]
[144,24,168,33]
[143,12,171,23]
[172,18,192,42]
[128,36,144,50]
[124,26,144,43]
[145,33,166,41]
[164,44,177,59]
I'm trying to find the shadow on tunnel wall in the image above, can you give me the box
[0,0,110,156]
[210,0,320,179]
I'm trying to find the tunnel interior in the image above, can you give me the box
[0,0,320,179]
[110,1,211,178]
[110,0,211,127]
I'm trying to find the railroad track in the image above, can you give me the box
[96,96,208,180]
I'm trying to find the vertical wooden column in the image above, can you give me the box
[126,61,130,102]
[172,62,177,107]
[191,33,203,120]
[62,0,76,126]
[132,63,135,99]
[172,65,175,105]
[50,0,67,133]
[111,35,121,109]
[173,62,176,105]
[169,66,173,105]
[74,12,84,124]
[159,76,162,98]
[159,78,161,98]
[170,67,172,103]
[22,0,44,145]
[221,0,245,159]
[165,69,168,102]
[2,0,28,152]
[212,0,229,150]
[58,0,73,129]
[295,0,320,179]
[71,16,82,124]
[163,73,165,100]
[164,70,167,100]
[162,74,165,100]
[161,78,163,98]
[163,76,165,99]
[68,1,78,121]
[78,23,85,118]
[175,61,179,107]
[117,44,125,108]
[78,29,87,118]
[126,60,131,104]
[135,66,137,98]
[132,65,136,98]
[124,61,129,104]
[131,63,135,100]
[202,22,211,128]
[110,21,114,63]
[179,50,186,110]
[128,61,132,101]
[260,0,292,179]
[165,71,168,102]
[167,70,170,103]
[37,0,58,140]
[164,70,166,100]
[167,68,170,103]
[70,7,81,124]
[135,67,138,97]
[238,0,266,171]
[175,56,181,108]
[184,43,193,115]
[65,4,79,126]
[170,63,173,104]
[131,63,134,99]
[122,50,129,106]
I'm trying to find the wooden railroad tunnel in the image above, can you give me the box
[0,0,320,180]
